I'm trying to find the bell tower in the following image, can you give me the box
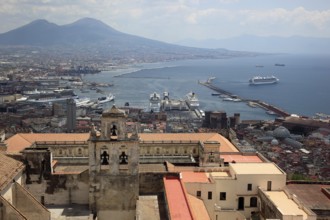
[89,105,139,220]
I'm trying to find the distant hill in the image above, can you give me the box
[177,35,330,54]
[0,18,251,61]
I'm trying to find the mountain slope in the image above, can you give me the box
[177,35,330,54]
[0,18,255,61]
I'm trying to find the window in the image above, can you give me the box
[267,181,272,191]
[78,148,82,155]
[220,192,226,200]
[208,191,212,200]
[196,191,201,197]
[250,197,257,207]
[247,183,252,191]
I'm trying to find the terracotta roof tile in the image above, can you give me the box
[0,152,24,191]
[5,133,90,153]
[187,194,211,220]
[163,176,194,220]
[139,133,238,152]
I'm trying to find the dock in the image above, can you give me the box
[199,81,290,118]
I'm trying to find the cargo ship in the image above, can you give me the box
[249,76,279,85]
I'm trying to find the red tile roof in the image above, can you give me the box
[0,152,24,191]
[139,133,238,152]
[163,176,194,220]
[5,133,90,154]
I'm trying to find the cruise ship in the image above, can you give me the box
[249,76,279,85]
[149,92,161,112]
[185,92,200,110]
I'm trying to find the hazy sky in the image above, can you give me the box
[1,0,330,43]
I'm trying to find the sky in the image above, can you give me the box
[1,0,330,43]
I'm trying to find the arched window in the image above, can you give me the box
[78,148,82,155]
[250,197,257,207]
[59,149,63,155]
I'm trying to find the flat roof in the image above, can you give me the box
[210,172,230,178]
[53,165,89,175]
[222,154,263,163]
[163,176,194,220]
[181,172,211,183]
[230,163,284,175]
[285,184,330,210]
[263,191,308,218]
[136,196,160,220]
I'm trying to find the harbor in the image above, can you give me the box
[199,78,290,118]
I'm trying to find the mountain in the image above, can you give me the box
[177,35,330,54]
[0,18,126,46]
[0,18,248,62]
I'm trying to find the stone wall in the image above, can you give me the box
[13,183,50,220]
[0,195,27,220]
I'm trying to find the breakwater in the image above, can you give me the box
[199,81,290,118]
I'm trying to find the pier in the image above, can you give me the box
[199,80,290,118]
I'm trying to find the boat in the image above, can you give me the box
[185,92,200,110]
[16,96,28,102]
[75,97,91,107]
[149,92,161,112]
[275,64,285,66]
[223,97,241,102]
[249,76,279,85]
[97,93,115,104]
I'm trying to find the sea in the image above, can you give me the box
[81,53,330,120]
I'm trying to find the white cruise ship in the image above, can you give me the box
[249,75,279,85]
[149,92,161,112]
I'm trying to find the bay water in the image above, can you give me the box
[82,54,330,120]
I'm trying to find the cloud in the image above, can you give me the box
[0,1,329,40]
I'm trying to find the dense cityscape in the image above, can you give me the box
[0,2,330,219]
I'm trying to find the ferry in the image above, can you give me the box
[249,76,279,85]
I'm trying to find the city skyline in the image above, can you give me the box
[1,0,330,44]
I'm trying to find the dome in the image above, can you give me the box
[271,138,279,146]
[273,126,290,139]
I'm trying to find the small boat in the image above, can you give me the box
[97,93,115,104]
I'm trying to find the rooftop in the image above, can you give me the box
[231,163,284,175]
[5,133,90,154]
[221,154,263,163]
[285,184,330,210]
[139,133,238,153]
[0,151,24,191]
[163,176,194,220]
[181,172,211,183]
[263,190,308,218]
[187,194,210,220]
